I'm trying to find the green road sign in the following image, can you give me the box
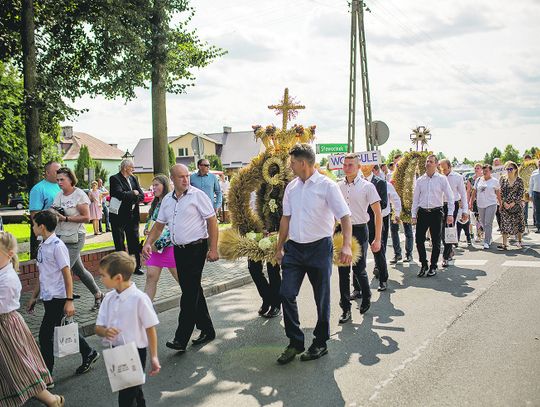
[316,143,348,154]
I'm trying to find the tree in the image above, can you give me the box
[74,145,93,189]
[168,145,176,168]
[451,157,459,166]
[501,144,520,164]
[319,157,328,168]
[94,160,109,183]
[462,157,475,166]
[436,152,446,161]
[205,154,223,171]
[488,147,502,164]
[483,153,491,165]
[524,147,539,159]
[385,148,403,165]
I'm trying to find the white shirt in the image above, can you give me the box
[37,234,70,301]
[220,180,230,196]
[338,175,380,225]
[412,172,454,218]
[385,182,402,218]
[445,171,469,215]
[474,177,500,208]
[156,186,215,245]
[96,283,159,348]
[530,171,540,194]
[0,262,22,314]
[283,170,350,243]
[53,188,90,236]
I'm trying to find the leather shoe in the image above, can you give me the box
[338,310,351,324]
[165,340,186,352]
[427,266,437,277]
[191,332,215,345]
[360,299,370,314]
[377,281,387,292]
[277,345,304,365]
[263,306,281,318]
[404,254,413,262]
[418,264,428,277]
[389,255,402,264]
[258,303,270,316]
[134,268,144,275]
[300,345,328,361]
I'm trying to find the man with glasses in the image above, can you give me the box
[190,159,222,213]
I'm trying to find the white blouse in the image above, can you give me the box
[0,262,22,314]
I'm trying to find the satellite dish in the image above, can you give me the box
[371,121,390,146]
[191,135,205,156]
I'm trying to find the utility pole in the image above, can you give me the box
[347,0,373,152]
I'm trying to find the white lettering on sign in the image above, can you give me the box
[327,151,381,170]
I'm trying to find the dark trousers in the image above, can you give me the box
[99,202,110,233]
[173,241,214,346]
[416,207,444,267]
[533,192,540,230]
[367,220,389,283]
[381,214,390,251]
[39,298,92,373]
[118,348,146,407]
[111,216,141,269]
[496,205,501,229]
[247,260,281,308]
[280,237,332,349]
[442,201,459,260]
[391,222,414,258]
[457,221,471,242]
[338,224,370,311]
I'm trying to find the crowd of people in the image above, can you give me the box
[1,146,539,406]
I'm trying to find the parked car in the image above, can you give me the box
[8,194,25,210]
[106,189,154,205]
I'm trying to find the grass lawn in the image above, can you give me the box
[5,223,94,243]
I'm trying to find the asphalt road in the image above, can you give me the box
[26,232,540,407]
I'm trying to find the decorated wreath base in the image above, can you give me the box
[218,228,361,266]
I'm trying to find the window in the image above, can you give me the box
[178,147,188,156]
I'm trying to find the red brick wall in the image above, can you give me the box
[18,248,116,292]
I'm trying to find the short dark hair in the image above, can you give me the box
[33,210,58,232]
[373,164,380,171]
[56,167,78,186]
[482,164,492,171]
[388,163,395,169]
[197,158,208,166]
[393,154,402,160]
[288,143,315,165]
[99,251,135,281]
[427,154,438,163]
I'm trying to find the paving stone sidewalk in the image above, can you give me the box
[20,258,252,337]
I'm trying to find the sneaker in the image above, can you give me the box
[46,382,55,390]
[389,255,402,264]
[467,240,472,246]
[377,282,387,292]
[427,266,437,277]
[300,344,328,361]
[75,350,100,375]
[442,259,449,268]
[404,254,413,263]
[277,345,304,365]
[338,310,351,324]
[483,243,490,250]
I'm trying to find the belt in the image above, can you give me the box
[352,223,367,228]
[175,238,207,248]
[419,206,443,213]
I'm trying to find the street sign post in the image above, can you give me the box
[316,143,349,154]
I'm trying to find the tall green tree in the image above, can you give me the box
[489,147,503,164]
[168,145,176,167]
[524,147,539,158]
[205,154,223,171]
[501,144,520,164]
[385,148,403,165]
[74,145,93,189]
[93,160,109,183]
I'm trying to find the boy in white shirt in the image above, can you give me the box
[96,252,160,407]
[27,210,99,376]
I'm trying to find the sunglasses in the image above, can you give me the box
[200,164,210,167]
[506,167,515,172]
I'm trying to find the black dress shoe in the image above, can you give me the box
[360,299,371,314]
[404,254,413,262]
[300,345,328,361]
[338,310,351,324]
[258,304,270,316]
[389,255,402,264]
[191,332,215,345]
[134,268,144,275]
[377,281,387,292]
[418,264,428,277]
[263,306,281,318]
[427,266,437,277]
[277,345,304,365]
[166,340,186,352]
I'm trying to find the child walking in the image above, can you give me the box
[27,210,100,376]
[95,252,160,407]
[0,231,64,407]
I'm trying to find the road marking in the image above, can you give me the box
[501,260,539,267]
[453,260,488,266]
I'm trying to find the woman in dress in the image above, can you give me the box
[88,181,103,235]
[143,175,178,300]
[0,231,64,407]
[498,161,526,250]
[469,164,502,249]
[51,167,103,310]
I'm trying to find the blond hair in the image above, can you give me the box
[0,231,19,271]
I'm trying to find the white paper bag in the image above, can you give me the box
[53,317,79,358]
[109,197,122,215]
[444,226,458,244]
[103,341,145,392]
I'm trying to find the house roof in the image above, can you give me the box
[62,132,125,161]
[132,137,178,173]
[206,130,262,169]
[169,132,221,145]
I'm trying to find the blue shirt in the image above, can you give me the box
[189,172,222,209]
[29,179,61,211]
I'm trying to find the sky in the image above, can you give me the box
[66,0,540,161]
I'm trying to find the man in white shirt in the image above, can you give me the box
[337,154,383,324]
[412,154,454,277]
[275,144,352,364]
[440,159,469,267]
[530,159,540,233]
[142,164,219,354]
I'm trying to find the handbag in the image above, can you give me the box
[444,225,458,244]
[102,338,146,392]
[58,233,78,244]
[53,316,79,358]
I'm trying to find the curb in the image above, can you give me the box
[79,274,253,337]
